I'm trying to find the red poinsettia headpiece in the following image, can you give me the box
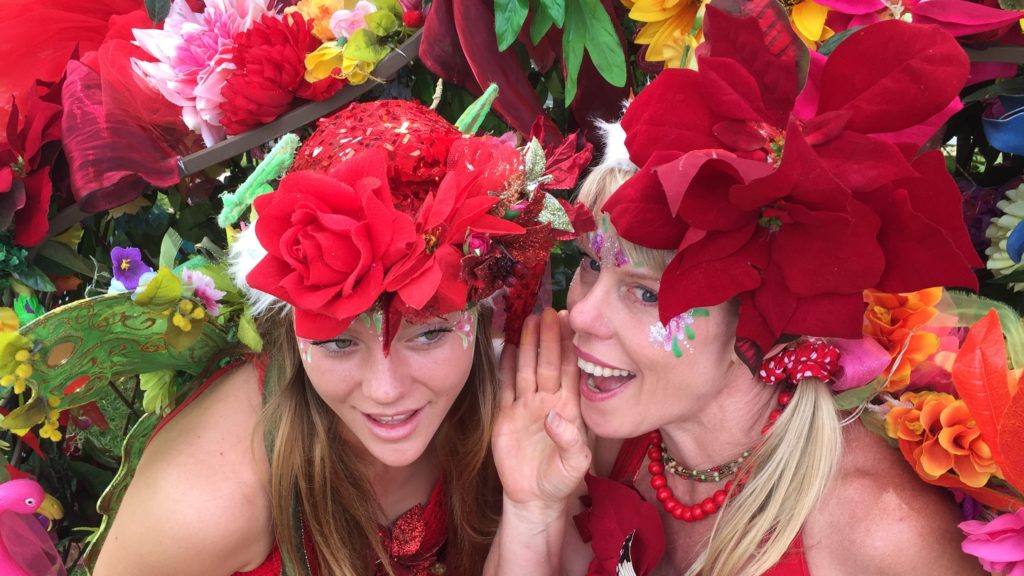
[601,0,981,363]
[239,99,593,348]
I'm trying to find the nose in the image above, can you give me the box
[361,356,407,405]
[567,270,615,341]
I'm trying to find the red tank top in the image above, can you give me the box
[577,435,810,576]
[150,359,449,576]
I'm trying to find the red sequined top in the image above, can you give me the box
[151,360,450,576]
[575,435,810,576]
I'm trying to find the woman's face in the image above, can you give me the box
[299,310,477,468]
[567,227,739,439]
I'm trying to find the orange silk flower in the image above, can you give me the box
[886,391,1003,488]
[864,288,943,392]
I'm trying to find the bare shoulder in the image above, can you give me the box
[803,422,985,576]
[93,362,274,576]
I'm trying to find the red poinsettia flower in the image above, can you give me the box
[604,2,980,354]
[0,79,63,247]
[384,136,525,315]
[248,149,418,339]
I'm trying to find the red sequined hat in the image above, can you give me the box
[235,99,593,349]
[600,0,981,363]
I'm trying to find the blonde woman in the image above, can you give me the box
[491,3,990,575]
[94,99,583,576]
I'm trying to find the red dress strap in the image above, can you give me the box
[146,358,252,448]
[608,435,650,484]
[762,533,811,576]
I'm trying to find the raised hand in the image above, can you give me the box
[492,308,591,509]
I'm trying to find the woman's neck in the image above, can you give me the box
[658,359,777,471]
[365,449,442,524]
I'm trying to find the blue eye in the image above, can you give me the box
[584,255,601,272]
[633,287,658,304]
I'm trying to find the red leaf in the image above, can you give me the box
[604,152,688,249]
[452,0,561,144]
[817,20,969,135]
[702,0,807,126]
[997,389,1024,494]
[420,0,480,94]
[911,0,1024,37]
[953,310,1010,462]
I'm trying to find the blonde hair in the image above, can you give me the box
[260,309,500,575]
[578,164,844,576]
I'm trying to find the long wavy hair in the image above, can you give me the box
[258,307,501,575]
[578,165,843,576]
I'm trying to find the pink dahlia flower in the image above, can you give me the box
[132,0,273,146]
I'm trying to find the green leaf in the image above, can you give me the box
[539,0,565,28]
[345,29,391,64]
[833,377,885,411]
[578,0,625,87]
[133,267,182,312]
[495,0,530,51]
[238,309,263,352]
[561,0,625,103]
[999,0,1024,10]
[818,26,862,57]
[139,370,176,415]
[562,0,585,104]
[530,7,555,45]
[12,265,56,292]
[159,228,183,270]
[365,10,399,36]
[373,0,403,16]
[37,240,110,278]
[144,0,171,23]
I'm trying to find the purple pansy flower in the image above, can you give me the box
[110,247,153,291]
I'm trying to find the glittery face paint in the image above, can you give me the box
[649,308,711,358]
[297,338,313,363]
[589,215,631,269]
[454,310,476,350]
[359,309,385,343]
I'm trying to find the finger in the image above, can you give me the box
[498,343,516,407]
[558,310,579,399]
[516,315,540,399]
[536,309,562,394]
[545,410,593,482]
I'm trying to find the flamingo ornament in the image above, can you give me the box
[0,478,66,576]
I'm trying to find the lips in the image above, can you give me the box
[362,408,423,440]
[575,349,635,400]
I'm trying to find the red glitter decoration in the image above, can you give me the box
[292,100,462,213]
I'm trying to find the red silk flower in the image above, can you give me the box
[221,13,326,135]
[248,149,417,340]
[604,2,980,354]
[384,136,525,317]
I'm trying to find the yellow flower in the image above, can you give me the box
[627,0,700,66]
[789,0,833,46]
[0,308,18,332]
[305,42,346,82]
[341,53,376,84]
[287,0,354,41]
[0,331,31,376]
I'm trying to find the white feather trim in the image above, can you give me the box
[595,113,636,171]
[228,223,290,316]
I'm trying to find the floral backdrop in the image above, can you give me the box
[1,0,1024,572]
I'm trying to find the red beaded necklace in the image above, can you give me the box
[646,388,793,523]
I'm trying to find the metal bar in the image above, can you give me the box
[176,30,423,177]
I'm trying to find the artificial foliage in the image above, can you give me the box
[1,0,1024,572]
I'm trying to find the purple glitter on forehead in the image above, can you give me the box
[590,231,605,256]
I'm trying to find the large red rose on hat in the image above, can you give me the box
[247,149,417,339]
